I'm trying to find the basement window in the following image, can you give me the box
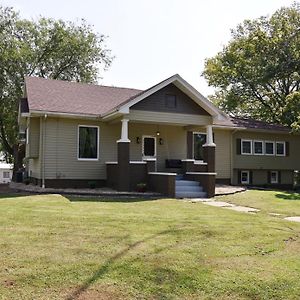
[270,171,278,184]
[78,125,99,160]
[241,170,250,184]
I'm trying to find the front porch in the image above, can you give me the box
[106,118,217,198]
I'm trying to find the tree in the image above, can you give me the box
[0,6,113,177]
[203,3,300,129]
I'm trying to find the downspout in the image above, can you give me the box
[230,129,238,185]
[41,114,47,188]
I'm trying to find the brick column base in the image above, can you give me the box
[203,145,215,172]
[117,141,130,191]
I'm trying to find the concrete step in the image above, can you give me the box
[175,185,203,192]
[176,191,207,198]
[175,180,199,186]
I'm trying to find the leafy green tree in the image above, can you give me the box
[0,6,113,176]
[203,3,300,129]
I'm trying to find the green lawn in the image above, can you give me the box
[218,189,300,216]
[0,192,300,299]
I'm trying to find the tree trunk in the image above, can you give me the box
[12,143,25,181]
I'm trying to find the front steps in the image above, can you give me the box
[175,176,207,198]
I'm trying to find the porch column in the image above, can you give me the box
[117,118,130,191]
[203,125,216,172]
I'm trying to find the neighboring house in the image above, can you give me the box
[18,74,300,198]
[0,162,13,184]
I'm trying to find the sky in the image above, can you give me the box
[2,0,296,96]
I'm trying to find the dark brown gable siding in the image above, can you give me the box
[131,83,210,115]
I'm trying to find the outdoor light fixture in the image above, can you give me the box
[156,131,160,136]
[159,138,164,145]
[136,137,140,144]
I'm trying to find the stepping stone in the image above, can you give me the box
[284,216,300,223]
[204,201,235,207]
[225,206,260,213]
[191,198,213,203]
[269,212,282,216]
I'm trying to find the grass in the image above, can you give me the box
[218,189,300,216]
[0,191,299,299]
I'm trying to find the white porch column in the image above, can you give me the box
[117,118,130,143]
[203,125,216,147]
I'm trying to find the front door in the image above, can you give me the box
[142,136,156,158]
[193,132,206,161]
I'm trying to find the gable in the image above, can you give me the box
[131,83,210,116]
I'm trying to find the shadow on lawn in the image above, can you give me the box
[275,192,300,201]
[65,195,163,203]
[66,227,182,300]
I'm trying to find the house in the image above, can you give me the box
[0,162,13,184]
[18,74,300,198]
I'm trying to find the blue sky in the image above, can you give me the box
[3,0,296,96]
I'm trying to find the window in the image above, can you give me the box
[193,133,207,160]
[265,141,275,155]
[78,126,99,160]
[3,171,10,179]
[241,139,252,155]
[165,94,177,108]
[253,140,264,155]
[270,171,278,184]
[276,141,285,156]
[142,136,156,157]
[241,170,250,184]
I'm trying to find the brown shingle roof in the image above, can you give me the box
[231,117,290,132]
[25,77,142,116]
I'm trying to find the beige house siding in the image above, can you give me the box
[232,169,294,186]
[27,117,41,179]
[233,131,300,170]
[214,129,231,179]
[128,110,212,126]
[42,118,119,180]
[27,118,232,181]
[129,123,187,171]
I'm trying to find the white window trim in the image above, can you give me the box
[270,171,278,184]
[253,140,264,155]
[264,141,275,156]
[276,141,286,156]
[193,132,207,162]
[142,135,156,158]
[26,127,29,145]
[241,139,252,155]
[77,125,100,161]
[241,170,250,184]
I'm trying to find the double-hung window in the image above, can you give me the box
[265,141,275,156]
[276,141,285,156]
[78,126,99,160]
[253,140,264,155]
[241,139,252,155]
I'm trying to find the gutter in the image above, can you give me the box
[41,114,47,188]
[230,129,239,185]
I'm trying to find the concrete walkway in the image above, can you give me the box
[186,197,300,222]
